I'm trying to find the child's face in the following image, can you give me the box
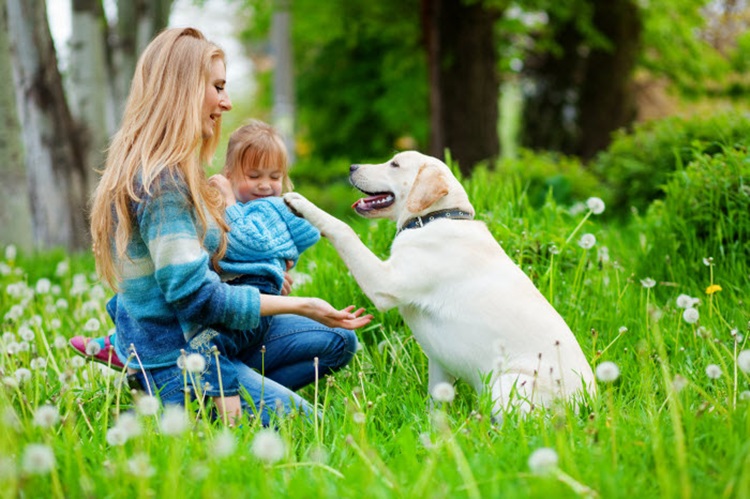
[232,165,284,203]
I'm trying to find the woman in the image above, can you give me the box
[89,27,371,425]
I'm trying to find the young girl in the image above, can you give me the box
[80,27,371,425]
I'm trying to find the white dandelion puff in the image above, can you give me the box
[161,405,189,436]
[33,405,60,428]
[83,318,100,333]
[705,364,722,379]
[30,357,47,370]
[21,444,55,475]
[127,453,155,478]
[14,368,32,384]
[640,278,656,289]
[2,376,19,388]
[671,375,688,393]
[578,233,596,250]
[528,447,559,475]
[70,357,86,369]
[431,382,456,403]
[702,257,713,266]
[136,395,160,416]
[5,245,17,261]
[184,353,206,374]
[85,341,102,356]
[18,326,35,342]
[682,308,700,325]
[251,429,286,464]
[212,430,237,458]
[676,294,699,309]
[585,197,605,215]
[116,413,142,439]
[106,426,129,446]
[740,391,750,402]
[737,350,750,374]
[55,260,69,276]
[53,335,66,350]
[595,361,620,383]
[35,278,51,295]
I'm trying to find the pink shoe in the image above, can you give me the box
[69,335,125,370]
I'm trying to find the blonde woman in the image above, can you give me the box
[86,28,370,424]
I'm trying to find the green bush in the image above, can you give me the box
[592,112,750,217]
[644,146,750,272]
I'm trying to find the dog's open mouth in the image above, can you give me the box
[352,192,395,213]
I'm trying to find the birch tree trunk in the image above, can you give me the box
[271,0,296,164]
[7,0,89,250]
[0,2,33,249]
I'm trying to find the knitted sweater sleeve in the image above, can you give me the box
[137,182,261,330]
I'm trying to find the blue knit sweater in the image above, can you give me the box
[112,172,317,369]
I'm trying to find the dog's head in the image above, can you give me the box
[349,151,474,228]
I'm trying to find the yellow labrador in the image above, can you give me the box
[285,151,595,414]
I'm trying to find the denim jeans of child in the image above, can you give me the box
[133,314,358,426]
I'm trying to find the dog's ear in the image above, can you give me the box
[405,164,450,213]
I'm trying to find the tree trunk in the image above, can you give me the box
[70,0,111,180]
[0,2,33,250]
[272,0,296,164]
[423,0,501,176]
[521,0,642,160]
[7,0,89,250]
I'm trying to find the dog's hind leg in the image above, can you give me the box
[489,373,539,418]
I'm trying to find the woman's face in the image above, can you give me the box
[202,58,232,139]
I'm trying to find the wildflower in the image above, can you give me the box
[702,257,713,266]
[676,294,699,309]
[352,412,366,424]
[585,197,605,215]
[53,335,66,349]
[71,274,88,295]
[306,444,329,463]
[4,305,24,321]
[5,245,17,261]
[737,350,750,374]
[136,395,160,416]
[4,342,20,355]
[431,382,456,403]
[106,426,128,446]
[2,377,19,389]
[618,326,628,334]
[595,361,620,383]
[184,353,206,374]
[705,284,722,295]
[161,405,189,436]
[548,244,560,255]
[33,405,60,428]
[70,357,86,369]
[740,391,750,402]
[83,318,100,333]
[30,357,47,370]
[251,429,286,464]
[14,368,32,384]
[21,444,55,475]
[127,454,155,478]
[116,413,142,439]
[35,278,51,295]
[55,299,68,310]
[569,202,586,216]
[672,375,688,393]
[528,447,558,475]
[640,278,656,289]
[212,430,237,458]
[597,246,610,263]
[85,341,102,356]
[682,308,700,325]
[705,364,722,379]
[55,260,69,276]
[419,432,435,450]
[578,233,596,250]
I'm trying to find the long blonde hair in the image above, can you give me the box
[90,27,229,290]
[223,120,294,192]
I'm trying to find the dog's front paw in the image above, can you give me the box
[283,192,310,218]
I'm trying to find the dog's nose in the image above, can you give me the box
[350,164,360,173]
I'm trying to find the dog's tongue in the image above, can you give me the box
[352,193,393,212]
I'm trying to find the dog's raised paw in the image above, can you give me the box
[283,192,306,217]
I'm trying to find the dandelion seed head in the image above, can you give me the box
[30,357,47,370]
[4,341,20,355]
[14,368,31,384]
[672,375,688,393]
[305,444,329,464]
[55,299,68,311]
[739,391,750,402]
[184,353,206,373]
[618,326,628,334]
[116,413,142,439]
[640,277,656,289]
[55,260,69,276]
[127,453,155,478]
[70,357,86,369]
[705,364,722,379]
[595,361,620,383]
[105,426,128,446]
[21,444,55,475]
[160,405,189,436]
[548,244,560,255]
[737,350,750,374]
[431,382,456,403]
[136,395,160,416]
[85,341,102,356]
[702,257,713,266]
[578,233,596,250]
[33,405,60,428]
[586,197,605,215]
[18,326,34,342]
[2,376,18,389]
[251,429,286,464]
[212,430,237,458]
[528,447,558,475]
[676,294,699,309]
[5,245,17,261]
[35,278,51,295]
[683,308,700,324]
[352,412,366,424]
[83,318,100,333]
[419,432,434,450]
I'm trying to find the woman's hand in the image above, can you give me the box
[260,295,373,330]
[209,174,236,206]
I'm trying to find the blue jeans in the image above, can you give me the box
[134,314,358,426]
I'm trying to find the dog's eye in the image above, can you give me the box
[390,161,399,168]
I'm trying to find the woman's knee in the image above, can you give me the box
[325,328,358,371]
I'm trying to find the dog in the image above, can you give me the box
[284,151,596,415]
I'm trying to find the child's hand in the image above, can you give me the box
[209,174,236,206]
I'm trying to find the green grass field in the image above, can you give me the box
[1,170,748,498]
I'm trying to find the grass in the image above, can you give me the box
[1,168,749,498]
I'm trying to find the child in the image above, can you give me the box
[73,119,331,420]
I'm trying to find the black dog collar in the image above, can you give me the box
[397,208,474,235]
